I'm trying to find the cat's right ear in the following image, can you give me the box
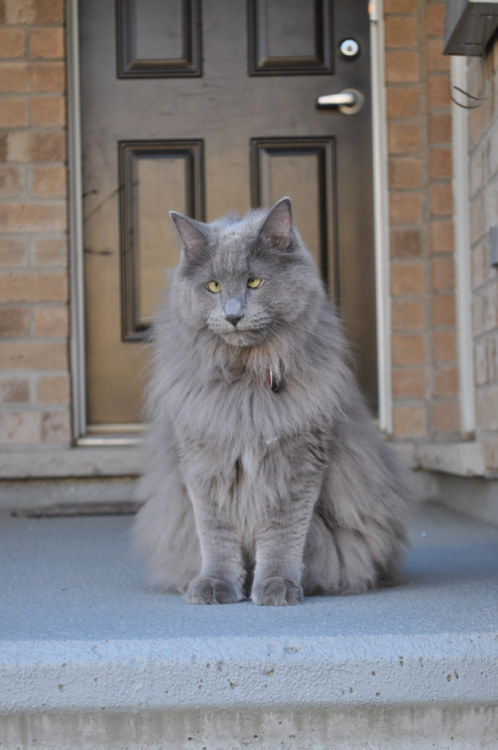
[169,211,210,255]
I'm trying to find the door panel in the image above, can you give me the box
[79,0,376,428]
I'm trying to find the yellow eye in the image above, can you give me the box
[247,278,263,289]
[206,280,221,294]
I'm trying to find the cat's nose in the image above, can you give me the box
[223,297,244,327]
[224,312,244,327]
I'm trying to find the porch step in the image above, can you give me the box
[0,503,497,749]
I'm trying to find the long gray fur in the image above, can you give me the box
[133,197,415,605]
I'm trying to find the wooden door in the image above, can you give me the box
[79,0,376,431]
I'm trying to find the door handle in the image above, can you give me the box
[316,88,364,115]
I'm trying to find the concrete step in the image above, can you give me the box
[0,503,497,749]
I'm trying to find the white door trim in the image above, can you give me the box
[370,0,393,434]
[66,0,87,441]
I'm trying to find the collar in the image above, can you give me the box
[267,368,282,393]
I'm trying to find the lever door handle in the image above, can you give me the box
[316,88,364,115]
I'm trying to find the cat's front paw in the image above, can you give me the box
[252,576,303,606]
[185,575,243,605]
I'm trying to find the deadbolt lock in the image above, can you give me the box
[340,39,360,58]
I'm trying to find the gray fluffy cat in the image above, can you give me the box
[133,197,413,605]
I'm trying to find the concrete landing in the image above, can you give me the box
[0,503,497,749]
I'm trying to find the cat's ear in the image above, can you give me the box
[169,211,210,254]
[258,197,293,251]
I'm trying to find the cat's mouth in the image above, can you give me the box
[220,326,267,347]
[208,314,272,347]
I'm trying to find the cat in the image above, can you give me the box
[133,197,414,605]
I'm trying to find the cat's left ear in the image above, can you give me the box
[169,211,210,255]
[258,197,293,251]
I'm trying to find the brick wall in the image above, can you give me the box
[386,0,459,441]
[468,40,498,469]
[0,0,71,446]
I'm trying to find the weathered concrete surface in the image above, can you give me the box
[0,503,497,748]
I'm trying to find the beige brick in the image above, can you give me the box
[0,307,30,337]
[0,28,25,58]
[470,194,486,245]
[392,299,424,330]
[483,283,498,331]
[2,0,36,23]
[37,374,70,404]
[475,339,488,386]
[0,271,68,302]
[390,229,423,259]
[0,62,30,93]
[433,330,457,363]
[0,202,66,232]
[472,242,489,290]
[32,237,67,266]
[393,405,427,438]
[388,122,422,154]
[426,4,445,36]
[0,165,22,197]
[30,61,65,93]
[432,294,456,327]
[0,96,28,127]
[0,340,67,370]
[0,378,29,403]
[429,113,452,144]
[387,88,420,118]
[427,74,451,109]
[384,0,417,11]
[432,400,459,432]
[430,183,454,217]
[29,27,64,59]
[391,263,425,295]
[0,411,41,444]
[392,333,426,366]
[392,368,426,398]
[434,366,459,397]
[33,0,64,24]
[389,192,423,224]
[429,148,452,180]
[429,220,454,254]
[385,17,418,48]
[41,410,71,443]
[2,0,62,23]
[30,96,65,126]
[0,238,27,267]
[386,52,419,83]
[32,165,66,197]
[7,130,66,162]
[389,157,422,188]
[33,304,68,336]
[482,435,498,470]
[426,38,450,73]
[431,256,455,291]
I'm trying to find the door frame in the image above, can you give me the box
[66,0,393,444]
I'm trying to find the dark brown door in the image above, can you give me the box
[79,0,376,430]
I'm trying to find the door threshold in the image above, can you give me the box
[77,423,144,447]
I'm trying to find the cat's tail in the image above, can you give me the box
[302,403,417,596]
